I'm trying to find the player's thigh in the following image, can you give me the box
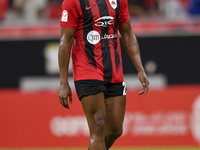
[81,92,106,132]
[105,95,126,132]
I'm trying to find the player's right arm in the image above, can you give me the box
[58,0,79,109]
[58,27,75,109]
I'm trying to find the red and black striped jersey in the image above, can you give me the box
[60,0,130,83]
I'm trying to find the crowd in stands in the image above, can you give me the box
[0,0,200,23]
[0,0,63,23]
[129,0,200,20]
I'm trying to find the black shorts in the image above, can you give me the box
[74,80,127,100]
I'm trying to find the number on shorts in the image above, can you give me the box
[122,81,127,96]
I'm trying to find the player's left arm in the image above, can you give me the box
[119,20,149,95]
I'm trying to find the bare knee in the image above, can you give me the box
[106,126,123,139]
[96,118,105,133]
[90,117,106,136]
[88,117,107,150]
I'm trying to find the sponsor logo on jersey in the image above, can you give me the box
[61,10,68,22]
[86,4,96,10]
[102,33,117,40]
[87,30,117,45]
[109,0,117,9]
[95,16,114,27]
[87,30,101,45]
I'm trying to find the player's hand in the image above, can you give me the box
[138,71,149,95]
[59,82,72,109]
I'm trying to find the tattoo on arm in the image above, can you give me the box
[126,42,137,49]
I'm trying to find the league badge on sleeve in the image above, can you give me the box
[109,0,117,9]
[61,10,68,22]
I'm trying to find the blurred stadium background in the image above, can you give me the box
[0,0,200,150]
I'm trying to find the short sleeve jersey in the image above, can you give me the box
[60,0,130,83]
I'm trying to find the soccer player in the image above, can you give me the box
[58,0,149,150]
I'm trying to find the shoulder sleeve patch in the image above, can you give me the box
[61,10,68,22]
